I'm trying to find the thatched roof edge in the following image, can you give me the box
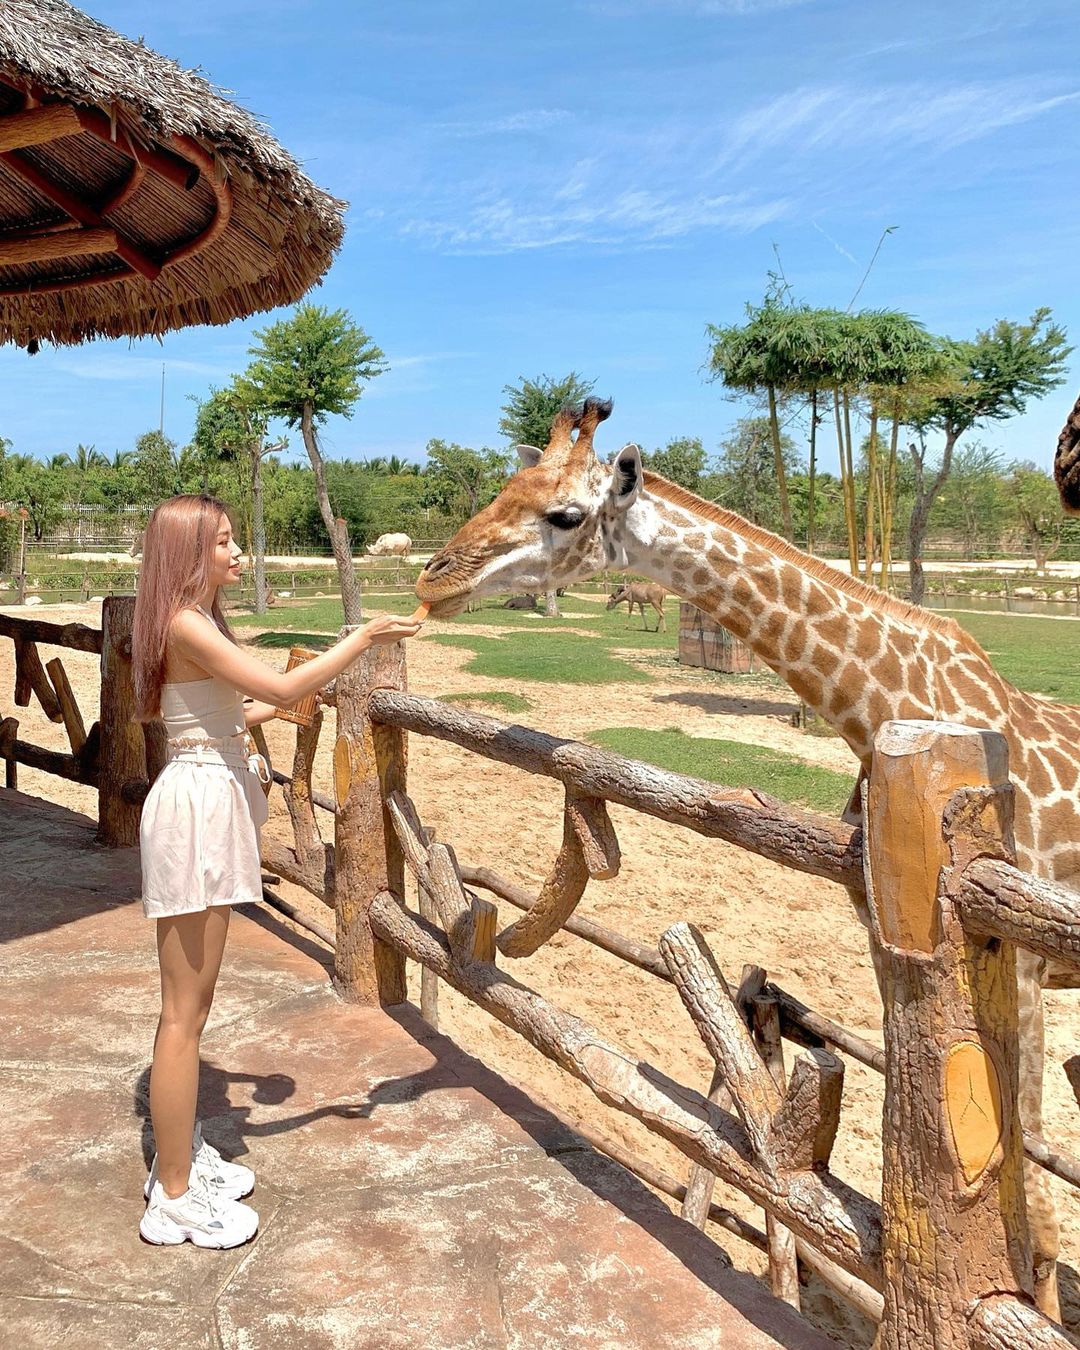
[0,0,346,230]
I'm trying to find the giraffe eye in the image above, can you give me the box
[545,506,584,530]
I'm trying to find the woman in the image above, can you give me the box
[132,494,422,1248]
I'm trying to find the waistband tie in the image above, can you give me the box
[166,733,271,784]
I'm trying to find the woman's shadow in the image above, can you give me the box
[133,1060,375,1167]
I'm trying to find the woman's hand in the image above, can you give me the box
[362,612,426,646]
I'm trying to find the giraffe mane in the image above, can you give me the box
[641,472,990,662]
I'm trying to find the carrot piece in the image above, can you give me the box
[410,602,431,623]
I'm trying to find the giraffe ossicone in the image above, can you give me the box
[417,395,1080,1317]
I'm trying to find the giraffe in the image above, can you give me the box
[416,395,1080,1317]
[1054,389,1080,513]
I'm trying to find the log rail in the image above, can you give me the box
[358,690,1080,1349]
[5,605,1079,1347]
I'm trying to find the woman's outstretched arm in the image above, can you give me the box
[170,609,424,708]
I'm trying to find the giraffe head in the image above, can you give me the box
[416,396,642,614]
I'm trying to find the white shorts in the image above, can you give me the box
[140,749,269,920]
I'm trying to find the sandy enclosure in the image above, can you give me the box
[5,597,1080,1344]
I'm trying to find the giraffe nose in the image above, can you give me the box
[424,553,454,578]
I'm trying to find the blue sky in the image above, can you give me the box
[3,0,1080,474]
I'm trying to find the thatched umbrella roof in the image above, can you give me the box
[1055,391,1080,515]
[0,0,345,348]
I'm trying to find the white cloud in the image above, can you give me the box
[47,354,230,383]
[434,109,572,137]
[720,81,1080,166]
[402,188,790,253]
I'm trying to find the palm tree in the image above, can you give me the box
[385,455,418,477]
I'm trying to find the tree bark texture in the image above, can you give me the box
[866,720,1036,1348]
[97,596,146,846]
[300,400,363,625]
[332,639,407,1004]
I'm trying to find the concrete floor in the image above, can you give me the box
[0,787,833,1349]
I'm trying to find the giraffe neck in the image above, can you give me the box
[610,475,992,764]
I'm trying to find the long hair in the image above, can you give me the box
[132,494,238,722]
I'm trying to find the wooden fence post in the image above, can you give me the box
[866,720,1032,1348]
[332,635,408,1005]
[97,595,145,847]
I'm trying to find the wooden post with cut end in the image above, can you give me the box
[332,638,408,1005]
[97,596,145,846]
[866,720,1035,1348]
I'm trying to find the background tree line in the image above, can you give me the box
[1,295,1075,609]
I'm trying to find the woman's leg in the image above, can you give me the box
[149,907,231,1197]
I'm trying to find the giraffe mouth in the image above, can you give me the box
[424,595,470,618]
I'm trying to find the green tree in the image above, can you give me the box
[1009,462,1064,572]
[498,372,595,449]
[933,442,1008,559]
[713,416,800,533]
[131,430,180,502]
[192,380,286,614]
[248,304,387,623]
[707,292,797,541]
[422,440,512,519]
[8,456,66,541]
[905,309,1070,603]
[644,436,707,492]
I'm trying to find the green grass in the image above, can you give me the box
[439,690,532,713]
[228,594,1080,707]
[942,611,1080,705]
[588,727,856,814]
[432,632,653,684]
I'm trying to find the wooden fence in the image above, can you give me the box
[0,596,158,845]
[4,595,1080,1346]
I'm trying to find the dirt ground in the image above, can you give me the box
[5,596,1080,1346]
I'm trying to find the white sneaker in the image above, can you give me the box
[139,1179,258,1248]
[144,1122,255,1202]
[192,1122,256,1201]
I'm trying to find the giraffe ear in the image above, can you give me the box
[609,443,642,511]
[515,444,544,469]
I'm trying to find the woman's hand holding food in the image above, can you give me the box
[361,609,427,647]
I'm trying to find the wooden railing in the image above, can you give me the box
[0,597,157,844]
[241,639,1080,1346]
[6,600,1080,1345]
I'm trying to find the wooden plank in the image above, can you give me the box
[45,655,86,754]
[96,596,145,846]
[370,890,883,1288]
[13,635,63,721]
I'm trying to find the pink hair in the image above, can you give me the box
[132,494,238,722]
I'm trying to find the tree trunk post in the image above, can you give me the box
[251,450,267,616]
[866,720,1034,1348]
[332,635,408,1005]
[97,595,146,846]
[300,401,363,625]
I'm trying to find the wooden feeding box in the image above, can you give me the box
[274,647,322,727]
[677,602,756,673]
